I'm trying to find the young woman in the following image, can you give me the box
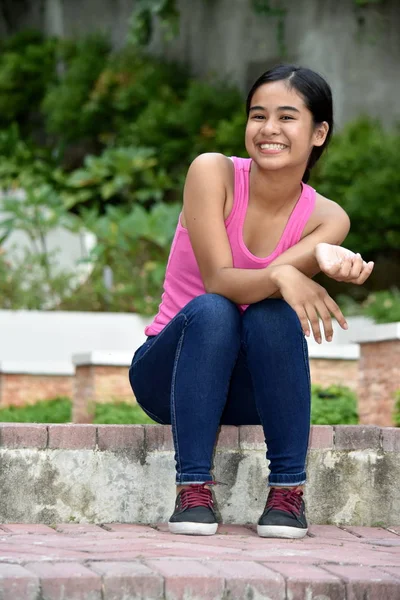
[129,65,374,539]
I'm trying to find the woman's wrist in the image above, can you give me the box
[268,264,295,290]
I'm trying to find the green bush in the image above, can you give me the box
[394,391,400,427]
[0,397,72,423]
[64,146,172,211]
[60,202,181,314]
[0,397,156,424]
[362,288,400,324]
[0,387,357,426]
[311,118,400,261]
[42,34,112,142]
[93,401,155,425]
[125,79,246,173]
[337,288,400,324]
[311,384,358,425]
[0,31,57,125]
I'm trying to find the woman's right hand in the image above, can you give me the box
[270,264,348,344]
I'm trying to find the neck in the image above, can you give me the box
[249,161,306,212]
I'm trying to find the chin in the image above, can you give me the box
[251,155,291,170]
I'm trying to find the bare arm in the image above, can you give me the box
[183,154,350,305]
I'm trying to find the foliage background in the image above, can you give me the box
[0,22,398,320]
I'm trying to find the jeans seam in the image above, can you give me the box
[132,314,187,369]
[170,314,188,481]
[301,333,311,391]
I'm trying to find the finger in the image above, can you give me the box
[324,260,342,276]
[338,256,353,279]
[294,305,312,337]
[324,296,348,330]
[315,301,334,341]
[349,261,374,285]
[348,253,364,280]
[305,303,322,343]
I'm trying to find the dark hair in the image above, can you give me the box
[246,64,333,183]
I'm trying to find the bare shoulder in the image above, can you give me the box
[181,153,234,228]
[314,192,350,226]
[302,191,350,242]
[187,152,233,180]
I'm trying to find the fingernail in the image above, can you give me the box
[343,322,348,330]
[317,338,321,344]
[305,330,310,337]
[327,336,332,342]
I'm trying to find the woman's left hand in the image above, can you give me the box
[315,243,374,284]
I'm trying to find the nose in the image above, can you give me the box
[260,117,280,136]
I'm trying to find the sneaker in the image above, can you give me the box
[257,487,308,539]
[168,481,218,535]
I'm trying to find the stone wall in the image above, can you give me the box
[2,0,399,127]
[1,423,400,526]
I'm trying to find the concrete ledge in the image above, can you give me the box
[0,361,74,376]
[352,321,400,343]
[72,352,132,367]
[1,424,400,527]
[307,343,359,360]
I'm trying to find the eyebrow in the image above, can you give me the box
[249,105,301,113]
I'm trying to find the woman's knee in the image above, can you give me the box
[185,293,241,333]
[243,299,303,339]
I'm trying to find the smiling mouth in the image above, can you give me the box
[259,143,287,151]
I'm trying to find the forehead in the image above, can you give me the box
[250,80,306,110]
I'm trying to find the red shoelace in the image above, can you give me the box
[266,487,303,516]
[179,481,215,510]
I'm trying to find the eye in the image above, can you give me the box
[281,115,295,121]
[251,115,265,120]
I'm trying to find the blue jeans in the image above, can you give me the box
[129,294,311,487]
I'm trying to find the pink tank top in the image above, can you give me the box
[145,156,316,336]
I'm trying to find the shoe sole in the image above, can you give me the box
[168,522,218,535]
[257,525,308,539]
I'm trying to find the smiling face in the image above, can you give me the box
[245,80,329,173]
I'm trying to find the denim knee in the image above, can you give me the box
[243,298,303,340]
[184,293,241,340]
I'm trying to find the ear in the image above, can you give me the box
[312,121,329,147]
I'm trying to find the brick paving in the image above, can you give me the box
[0,523,400,599]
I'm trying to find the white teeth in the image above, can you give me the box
[260,144,286,150]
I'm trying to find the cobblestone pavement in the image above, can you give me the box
[1,523,400,599]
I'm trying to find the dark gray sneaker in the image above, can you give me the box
[168,481,218,536]
[257,487,308,539]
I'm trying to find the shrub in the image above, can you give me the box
[311,118,400,261]
[0,397,71,423]
[0,248,76,310]
[0,397,155,424]
[362,288,400,324]
[64,146,172,211]
[61,202,181,314]
[0,30,57,125]
[0,387,357,426]
[311,384,358,425]
[42,34,111,142]
[394,391,400,427]
[337,288,400,324]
